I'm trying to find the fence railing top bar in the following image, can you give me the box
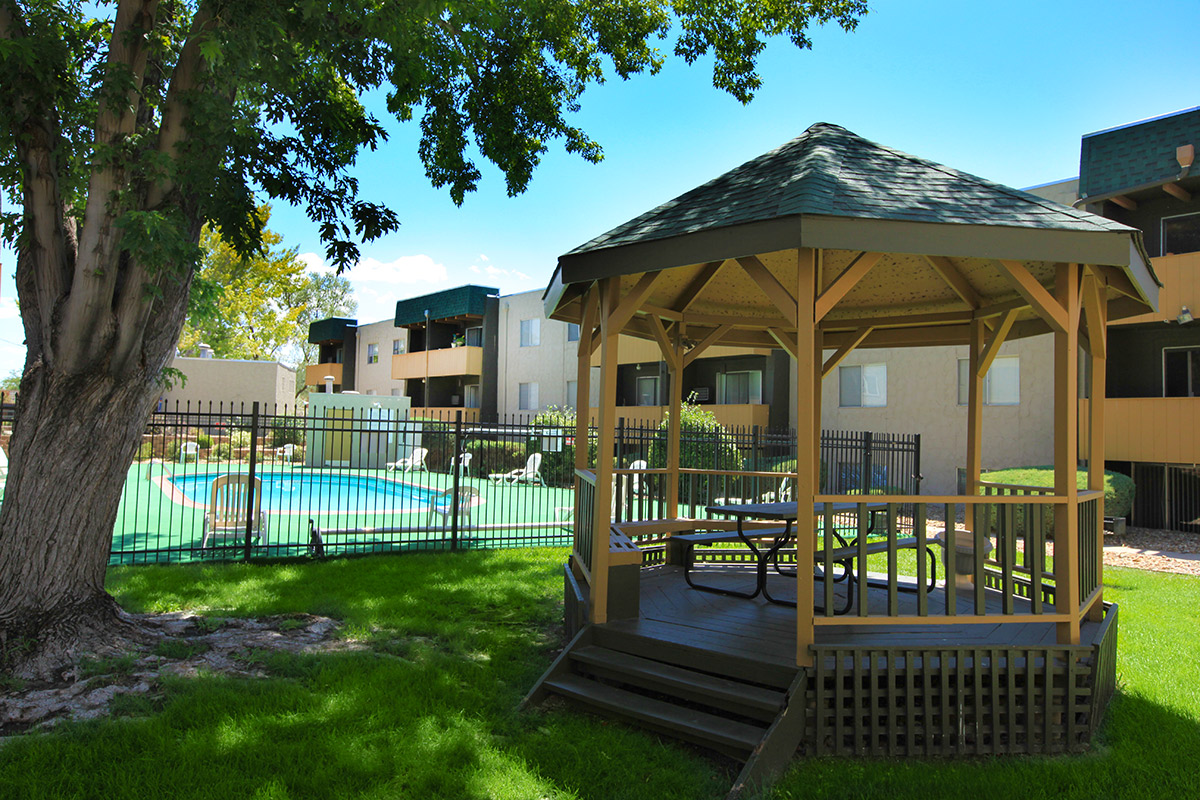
[813,493,1073,504]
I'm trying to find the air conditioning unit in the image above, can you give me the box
[692,387,711,402]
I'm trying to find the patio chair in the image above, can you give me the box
[759,477,791,503]
[628,459,648,495]
[179,441,199,463]
[387,446,428,472]
[427,486,483,529]
[449,451,473,478]
[274,443,295,461]
[489,452,543,485]
[201,474,267,550]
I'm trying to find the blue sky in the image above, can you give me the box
[1,0,1198,374]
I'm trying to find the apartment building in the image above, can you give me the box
[161,344,296,410]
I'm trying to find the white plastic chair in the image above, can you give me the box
[489,452,543,485]
[387,446,428,472]
[427,486,483,529]
[201,475,267,549]
[450,451,473,478]
[275,443,295,461]
[628,459,648,496]
[179,441,199,463]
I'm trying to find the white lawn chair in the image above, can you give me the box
[489,452,543,485]
[628,459,648,496]
[275,443,295,461]
[179,441,199,463]
[201,474,267,549]
[427,486,483,529]
[449,451,473,478]
[387,446,428,472]
[759,477,792,503]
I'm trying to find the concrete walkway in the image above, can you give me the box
[1104,545,1200,562]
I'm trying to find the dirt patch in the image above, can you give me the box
[0,612,362,737]
[1103,526,1200,576]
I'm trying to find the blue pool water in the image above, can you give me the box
[168,471,437,514]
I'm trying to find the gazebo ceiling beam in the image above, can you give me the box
[815,251,883,321]
[647,314,681,371]
[977,308,1019,377]
[1088,263,1140,301]
[640,305,794,331]
[822,309,977,331]
[997,259,1067,334]
[589,270,663,353]
[822,327,874,378]
[736,256,798,326]
[670,260,725,312]
[1081,270,1107,360]
[768,327,799,359]
[683,324,734,367]
[924,254,984,310]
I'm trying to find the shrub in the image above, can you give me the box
[196,432,213,449]
[213,443,232,459]
[531,407,597,487]
[269,418,305,447]
[979,465,1134,538]
[647,400,743,501]
[134,441,153,461]
[465,440,527,477]
[230,430,252,449]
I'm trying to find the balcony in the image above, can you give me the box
[392,346,483,380]
[1080,396,1200,463]
[305,362,343,387]
[1113,251,1200,325]
[585,403,770,430]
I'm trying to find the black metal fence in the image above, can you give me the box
[0,401,921,564]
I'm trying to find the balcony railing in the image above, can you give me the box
[391,346,483,380]
[1079,396,1200,463]
[305,362,344,387]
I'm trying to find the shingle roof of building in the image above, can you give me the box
[393,285,499,327]
[568,123,1134,256]
[1079,107,1200,200]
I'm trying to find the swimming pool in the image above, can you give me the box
[167,471,438,514]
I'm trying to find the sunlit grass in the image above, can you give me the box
[0,554,1196,800]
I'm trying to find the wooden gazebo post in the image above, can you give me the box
[1054,262,1082,645]
[795,248,817,666]
[590,278,622,624]
[1083,269,1108,621]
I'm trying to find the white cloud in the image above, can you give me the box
[483,264,531,281]
[350,254,449,285]
[468,265,482,274]
[297,251,333,274]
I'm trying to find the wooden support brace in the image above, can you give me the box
[821,327,873,378]
[671,260,724,312]
[815,252,882,321]
[647,315,681,371]
[736,256,798,326]
[1081,270,1107,360]
[768,327,799,359]
[683,324,733,368]
[977,308,1018,377]
[997,259,1067,333]
[925,254,984,310]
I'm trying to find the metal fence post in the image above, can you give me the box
[860,430,873,494]
[450,410,463,550]
[913,433,922,493]
[245,401,260,561]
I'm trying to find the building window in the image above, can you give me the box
[367,343,379,364]
[393,339,404,355]
[567,323,580,342]
[366,389,376,396]
[839,364,887,408]
[566,380,578,408]
[466,326,482,347]
[957,356,1020,405]
[520,318,540,347]
[518,382,539,410]
[1162,212,1200,256]
[636,375,659,406]
[390,388,402,397]
[717,370,762,404]
[465,384,481,408]
[1164,347,1200,397]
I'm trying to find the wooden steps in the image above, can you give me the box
[525,623,809,795]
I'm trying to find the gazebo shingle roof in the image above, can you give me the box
[569,123,1135,257]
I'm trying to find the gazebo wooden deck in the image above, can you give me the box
[524,124,1155,797]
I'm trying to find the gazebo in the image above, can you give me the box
[526,124,1156,792]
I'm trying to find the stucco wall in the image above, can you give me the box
[162,356,297,410]
[353,318,407,396]
[498,289,598,416]
[792,335,1056,495]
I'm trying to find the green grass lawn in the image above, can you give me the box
[1,553,1197,799]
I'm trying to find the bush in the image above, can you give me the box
[770,458,828,494]
[213,443,232,459]
[269,418,305,447]
[196,432,213,449]
[230,430,252,449]
[465,440,527,477]
[531,407,597,487]
[647,401,743,500]
[979,465,1134,538]
[134,441,153,461]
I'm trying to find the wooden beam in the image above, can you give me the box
[665,322,684,517]
[1164,182,1192,202]
[768,327,799,359]
[815,251,882,321]
[1053,263,1081,645]
[1086,279,1108,622]
[924,255,984,309]
[1088,263,1140,301]
[646,315,681,372]
[1109,195,1137,211]
[1081,270,1107,360]
[977,308,1019,377]
[608,270,663,333]
[683,324,733,368]
[574,285,596,472]
[964,319,985,531]
[736,256,798,326]
[671,260,724,312]
[997,259,1067,334]
[821,309,976,331]
[794,248,817,667]
[821,327,873,378]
